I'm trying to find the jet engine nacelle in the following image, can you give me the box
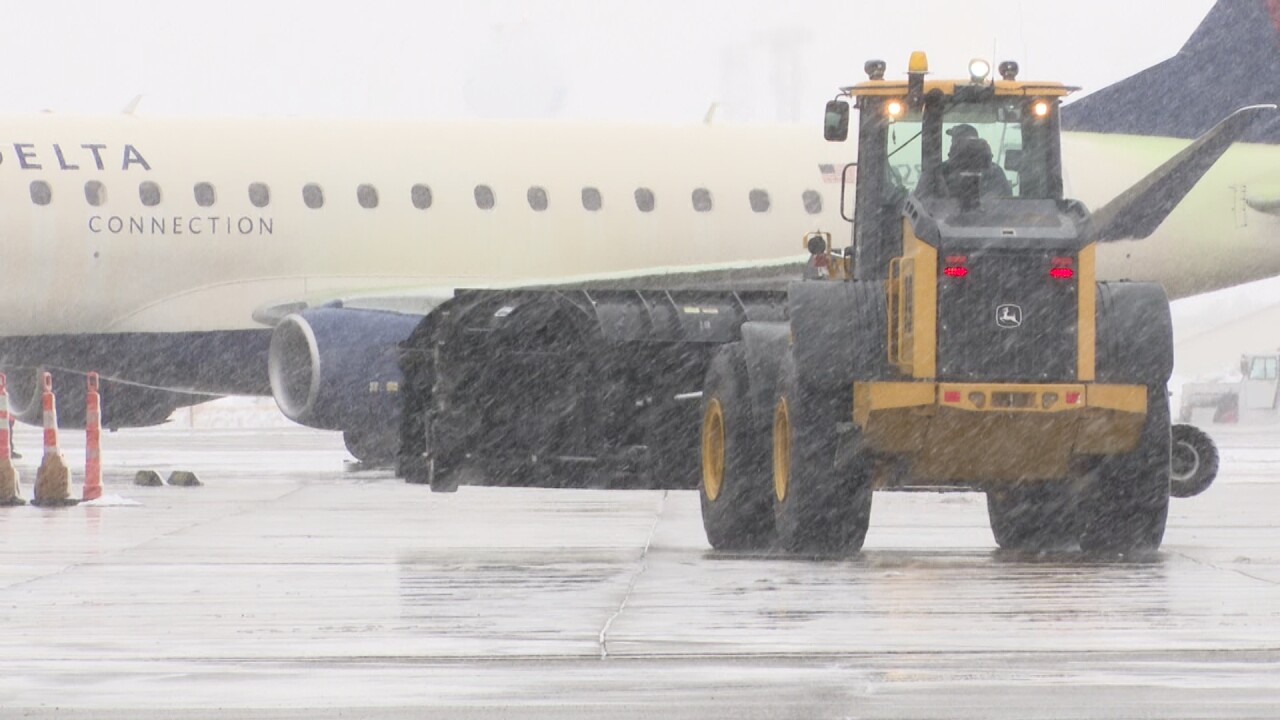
[2,367,207,429]
[268,308,420,439]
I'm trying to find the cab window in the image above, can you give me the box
[877,98,1052,200]
[1250,357,1278,380]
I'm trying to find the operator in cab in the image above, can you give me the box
[940,123,1012,198]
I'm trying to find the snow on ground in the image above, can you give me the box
[167,396,298,430]
[79,494,143,507]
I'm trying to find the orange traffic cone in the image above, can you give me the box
[83,373,102,502]
[0,373,24,506]
[33,372,76,507]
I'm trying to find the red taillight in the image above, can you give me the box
[1049,267,1075,279]
[1065,392,1081,405]
[943,391,961,403]
[943,266,969,278]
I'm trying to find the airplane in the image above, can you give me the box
[0,0,1275,465]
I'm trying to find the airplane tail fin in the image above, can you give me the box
[1061,0,1280,144]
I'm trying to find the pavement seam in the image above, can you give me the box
[597,490,667,660]
[1169,550,1280,587]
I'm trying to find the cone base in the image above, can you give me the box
[31,498,81,507]
[34,453,72,506]
[0,464,21,506]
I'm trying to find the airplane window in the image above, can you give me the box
[139,181,161,207]
[84,180,107,207]
[475,185,495,210]
[749,189,771,213]
[249,183,271,208]
[411,184,432,210]
[194,182,216,207]
[635,187,655,213]
[358,184,379,209]
[692,188,713,213]
[30,181,52,206]
[527,186,548,212]
[581,187,602,212]
[303,184,324,209]
[802,189,823,215]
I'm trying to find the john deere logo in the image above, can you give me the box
[996,304,1023,329]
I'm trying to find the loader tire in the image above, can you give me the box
[699,344,775,551]
[1081,386,1170,555]
[772,352,872,556]
[987,483,1084,552]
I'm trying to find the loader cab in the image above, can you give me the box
[827,55,1076,282]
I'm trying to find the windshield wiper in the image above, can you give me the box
[888,130,923,159]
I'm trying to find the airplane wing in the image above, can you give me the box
[252,291,456,326]
[249,257,812,327]
[1089,104,1277,243]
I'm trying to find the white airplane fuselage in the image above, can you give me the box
[0,117,852,337]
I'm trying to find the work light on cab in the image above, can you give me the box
[968,58,992,84]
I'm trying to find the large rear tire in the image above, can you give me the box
[1081,387,1170,555]
[699,344,775,551]
[987,483,1083,552]
[772,352,872,556]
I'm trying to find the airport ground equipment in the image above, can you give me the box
[1170,351,1280,498]
[1180,353,1280,424]
[397,54,1270,555]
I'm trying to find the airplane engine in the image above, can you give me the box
[268,308,420,464]
[2,367,209,429]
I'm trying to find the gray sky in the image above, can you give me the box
[8,0,1217,122]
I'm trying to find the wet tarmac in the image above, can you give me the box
[1,424,1278,718]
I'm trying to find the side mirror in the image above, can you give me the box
[1003,148,1023,173]
[824,100,850,142]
